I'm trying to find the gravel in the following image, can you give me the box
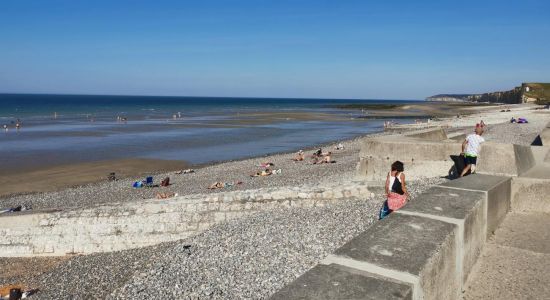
[0,177,444,300]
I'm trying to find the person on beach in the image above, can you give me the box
[379,161,408,220]
[313,148,323,157]
[250,168,272,177]
[293,150,305,161]
[314,152,334,164]
[460,123,485,177]
[258,162,275,168]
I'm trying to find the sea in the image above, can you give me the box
[0,94,421,173]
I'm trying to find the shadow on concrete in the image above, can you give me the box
[531,135,543,146]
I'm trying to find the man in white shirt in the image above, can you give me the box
[460,124,485,177]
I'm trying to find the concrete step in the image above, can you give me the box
[464,212,550,299]
[512,179,550,212]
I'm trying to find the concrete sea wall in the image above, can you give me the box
[0,182,372,257]
[273,125,550,299]
[271,174,512,300]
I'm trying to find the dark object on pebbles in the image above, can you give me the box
[10,287,23,300]
[108,172,117,181]
[183,245,192,255]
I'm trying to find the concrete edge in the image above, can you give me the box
[270,175,512,300]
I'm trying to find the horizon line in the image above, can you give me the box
[0,92,424,102]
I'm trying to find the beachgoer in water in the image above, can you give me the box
[3,125,7,132]
[460,123,485,177]
[335,143,344,150]
[379,161,408,219]
[293,150,305,161]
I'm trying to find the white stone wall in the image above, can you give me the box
[0,182,372,257]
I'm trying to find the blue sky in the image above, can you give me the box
[0,0,549,99]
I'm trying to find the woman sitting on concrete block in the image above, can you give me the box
[379,161,408,219]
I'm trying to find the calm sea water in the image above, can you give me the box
[0,94,420,172]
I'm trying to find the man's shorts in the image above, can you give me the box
[464,155,477,165]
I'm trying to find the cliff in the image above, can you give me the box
[427,83,549,104]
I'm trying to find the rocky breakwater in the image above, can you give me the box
[0,182,373,257]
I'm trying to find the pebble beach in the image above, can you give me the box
[1,104,549,299]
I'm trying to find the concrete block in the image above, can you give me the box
[476,143,535,176]
[359,139,460,161]
[511,177,550,213]
[540,126,550,146]
[530,145,550,163]
[358,157,454,181]
[334,214,458,300]
[440,174,511,236]
[398,186,487,284]
[402,127,448,141]
[356,138,459,180]
[270,264,413,300]
[447,132,467,142]
[492,212,550,254]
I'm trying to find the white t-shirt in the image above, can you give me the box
[465,134,485,157]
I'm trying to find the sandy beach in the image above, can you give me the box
[0,159,189,198]
[1,103,549,299]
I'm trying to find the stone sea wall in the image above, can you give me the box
[0,182,372,257]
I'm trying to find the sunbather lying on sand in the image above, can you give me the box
[258,162,275,168]
[208,181,243,189]
[293,150,304,161]
[313,152,336,164]
[156,192,178,199]
[175,169,195,174]
[209,182,225,189]
[250,169,273,177]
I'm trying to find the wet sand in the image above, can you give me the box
[343,102,500,118]
[0,158,188,198]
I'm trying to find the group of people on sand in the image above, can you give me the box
[293,147,336,164]
[209,144,345,189]
[380,121,486,219]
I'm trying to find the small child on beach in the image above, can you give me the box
[460,123,485,177]
[379,161,408,220]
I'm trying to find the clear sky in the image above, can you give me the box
[0,0,549,99]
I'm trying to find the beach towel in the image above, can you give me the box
[387,192,407,210]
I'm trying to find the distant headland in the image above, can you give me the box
[427,82,550,104]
